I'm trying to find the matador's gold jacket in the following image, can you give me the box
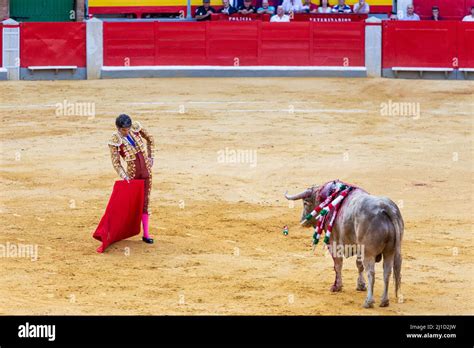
[108,121,155,180]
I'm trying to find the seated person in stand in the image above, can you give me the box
[239,0,256,14]
[301,0,317,13]
[318,0,332,14]
[353,0,369,14]
[400,4,420,21]
[332,0,352,13]
[258,0,276,14]
[220,0,238,14]
[282,0,303,14]
[195,0,216,21]
[271,5,291,21]
[462,6,474,21]
[430,6,442,21]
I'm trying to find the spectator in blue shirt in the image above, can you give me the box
[258,0,276,14]
[332,0,352,13]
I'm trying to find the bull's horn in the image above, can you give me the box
[284,188,312,200]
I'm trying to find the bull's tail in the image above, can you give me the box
[393,224,402,298]
[382,200,404,298]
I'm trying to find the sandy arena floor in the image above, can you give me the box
[0,77,473,315]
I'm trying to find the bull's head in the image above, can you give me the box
[285,186,321,228]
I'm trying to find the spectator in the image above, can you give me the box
[301,0,317,13]
[282,0,303,14]
[462,6,474,22]
[239,0,256,14]
[220,0,238,14]
[232,0,243,8]
[430,6,442,20]
[236,0,264,8]
[271,5,291,21]
[389,11,398,20]
[258,0,276,14]
[332,0,352,13]
[400,5,420,21]
[195,0,216,20]
[353,0,369,14]
[317,0,332,14]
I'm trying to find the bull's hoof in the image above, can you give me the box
[330,284,343,292]
[356,283,367,291]
[362,299,375,308]
[379,299,390,307]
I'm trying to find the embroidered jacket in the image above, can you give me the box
[108,121,155,179]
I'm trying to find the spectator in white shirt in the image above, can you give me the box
[271,5,291,21]
[353,0,369,14]
[318,0,332,13]
[282,0,303,14]
[332,0,352,13]
[462,6,474,22]
[400,5,420,21]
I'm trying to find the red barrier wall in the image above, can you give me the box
[104,22,155,66]
[383,21,474,70]
[20,22,86,68]
[292,14,368,22]
[211,13,261,21]
[210,13,367,22]
[458,22,474,69]
[206,21,258,65]
[382,21,458,69]
[103,21,365,67]
[312,21,365,66]
[156,22,207,65]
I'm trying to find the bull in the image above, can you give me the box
[285,181,403,308]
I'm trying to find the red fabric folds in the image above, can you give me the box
[93,180,145,253]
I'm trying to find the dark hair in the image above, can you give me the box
[432,6,439,10]
[319,0,330,5]
[116,114,132,128]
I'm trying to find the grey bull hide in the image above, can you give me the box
[285,181,404,308]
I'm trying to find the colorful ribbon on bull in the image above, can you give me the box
[303,182,354,246]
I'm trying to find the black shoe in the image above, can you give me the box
[142,237,154,244]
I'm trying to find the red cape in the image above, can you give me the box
[93,180,145,253]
